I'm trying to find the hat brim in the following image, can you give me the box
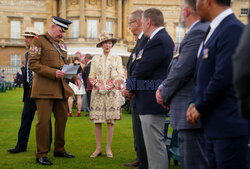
[96,38,117,48]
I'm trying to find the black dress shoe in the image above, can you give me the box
[124,159,140,167]
[36,157,53,165]
[54,151,75,158]
[8,147,26,153]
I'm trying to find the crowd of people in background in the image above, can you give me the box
[6,0,250,169]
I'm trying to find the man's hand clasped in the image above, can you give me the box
[155,88,169,109]
[186,104,201,125]
[122,85,135,100]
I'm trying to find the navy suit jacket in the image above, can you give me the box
[126,34,149,105]
[127,28,174,115]
[82,61,92,91]
[22,52,32,101]
[194,14,248,138]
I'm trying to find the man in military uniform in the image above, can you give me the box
[29,16,82,165]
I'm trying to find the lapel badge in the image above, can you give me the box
[173,44,180,59]
[136,49,144,61]
[203,48,209,59]
[59,43,67,52]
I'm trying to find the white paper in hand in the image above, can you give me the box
[62,64,80,79]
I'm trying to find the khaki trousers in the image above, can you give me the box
[35,99,68,158]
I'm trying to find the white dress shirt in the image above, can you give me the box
[197,8,233,58]
[150,26,165,40]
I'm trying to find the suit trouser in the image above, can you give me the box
[35,98,68,158]
[86,90,91,110]
[206,135,248,169]
[16,96,36,149]
[140,114,169,169]
[131,103,148,169]
[178,129,209,169]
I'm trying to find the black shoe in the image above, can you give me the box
[54,151,75,158]
[124,159,140,167]
[36,157,53,165]
[8,147,26,153]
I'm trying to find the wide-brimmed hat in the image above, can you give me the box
[96,32,117,48]
[22,27,40,37]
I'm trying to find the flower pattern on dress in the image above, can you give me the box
[89,52,124,123]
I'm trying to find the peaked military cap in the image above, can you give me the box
[52,16,72,32]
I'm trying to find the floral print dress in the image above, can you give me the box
[89,52,124,124]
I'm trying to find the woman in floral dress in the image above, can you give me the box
[89,32,124,158]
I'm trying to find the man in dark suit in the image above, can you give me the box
[122,10,148,169]
[186,0,249,168]
[82,53,93,112]
[125,8,174,169]
[156,0,209,168]
[233,14,250,119]
[8,27,53,153]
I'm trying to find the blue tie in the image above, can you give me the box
[26,55,33,88]
[28,68,33,88]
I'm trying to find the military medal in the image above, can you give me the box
[59,43,67,52]
[132,53,136,62]
[136,49,144,60]
[203,48,209,59]
[173,44,180,59]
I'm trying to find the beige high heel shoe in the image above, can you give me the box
[90,150,102,158]
[106,153,113,158]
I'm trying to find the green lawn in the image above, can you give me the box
[0,88,180,169]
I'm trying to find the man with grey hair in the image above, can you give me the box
[29,16,81,165]
[123,9,148,169]
[126,8,174,169]
[156,0,209,168]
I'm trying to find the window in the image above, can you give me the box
[11,54,21,66]
[11,21,20,39]
[87,20,98,38]
[241,8,249,16]
[176,26,185,43]
[34,22,44,34]
[106,21,112,33]
[71,20,79,38]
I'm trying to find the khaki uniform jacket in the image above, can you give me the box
[28,33,77,99]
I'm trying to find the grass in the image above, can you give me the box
[0,87,180,169]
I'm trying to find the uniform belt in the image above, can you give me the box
[49,66,62,70]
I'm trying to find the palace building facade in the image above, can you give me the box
[0,0,249,81]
